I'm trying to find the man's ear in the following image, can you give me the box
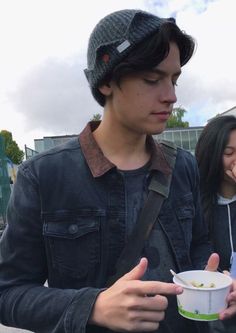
[98,82,112,97]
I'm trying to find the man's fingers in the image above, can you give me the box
[133,281,183,297]
[205,253,220,271]
[121,257,148,282]
[138,294,169,311]
[130,308,166,322]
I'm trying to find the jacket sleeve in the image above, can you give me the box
[0,164,101,333]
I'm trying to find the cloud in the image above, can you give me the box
[175,0,236,123]
[146,0,217,17]
[3,0,236,150]
[1,0,146,149]
[8,56,102,135]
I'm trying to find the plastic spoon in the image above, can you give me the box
[170,269,191,287]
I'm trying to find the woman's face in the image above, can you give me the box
[222,129,236,184]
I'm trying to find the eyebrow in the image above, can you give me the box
[150,68,182,77]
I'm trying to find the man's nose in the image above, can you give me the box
[160,82,177,104]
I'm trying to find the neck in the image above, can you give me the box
[93,120,151,171]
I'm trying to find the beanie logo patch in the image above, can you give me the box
[102,54,110,63]
[117,40,131,53]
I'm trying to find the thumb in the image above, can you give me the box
[205,253,220,271]
[121,257,148,281]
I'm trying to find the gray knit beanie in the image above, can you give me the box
[84,9,174,106]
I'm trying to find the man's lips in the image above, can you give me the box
[150,111,171,120]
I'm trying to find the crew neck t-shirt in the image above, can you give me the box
[118,164,198,333]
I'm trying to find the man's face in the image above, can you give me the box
[103,42,181,135]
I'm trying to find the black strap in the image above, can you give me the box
[107,140,177,286]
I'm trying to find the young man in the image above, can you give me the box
[0,9,235,333]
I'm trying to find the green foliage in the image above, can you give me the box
[90,113,102,121]
[167,107,189,128]
[0,130,24,164]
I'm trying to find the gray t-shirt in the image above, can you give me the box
[119,165,198,333]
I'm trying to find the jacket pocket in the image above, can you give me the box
[174,193,195,245]
[43,210,102,279]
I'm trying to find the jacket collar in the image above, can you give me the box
[79,121,171,177]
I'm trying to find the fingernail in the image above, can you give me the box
[176,286,183,293]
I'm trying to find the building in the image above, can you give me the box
[34,134,78,154]
[24,105,236,159]
[207,106,236,122]
[24,145,39,160]
[25,127,203,160]
[25,135,78,159]
[220,106,236,117]
[156,106,236,154]
[155,126,203,155]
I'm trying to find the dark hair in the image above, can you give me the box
[98,21,195,105]
[195,115,236,230]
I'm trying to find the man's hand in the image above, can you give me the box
[89,258,183,332]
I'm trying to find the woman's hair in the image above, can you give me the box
[100,21,195,102]
[195,115,236,229]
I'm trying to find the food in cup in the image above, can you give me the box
[190,281,216,288]
[173,270,232,321]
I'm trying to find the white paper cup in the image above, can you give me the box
[173,270,232,321]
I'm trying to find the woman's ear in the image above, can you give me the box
[98,82,112,97]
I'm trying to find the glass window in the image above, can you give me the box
[181,131,190,150]
[34,140,44,153]
[196,129,203,140]
[173,131,181,147]
[44,138,54,151]
[165,131,174,142]
[189,130,197,150]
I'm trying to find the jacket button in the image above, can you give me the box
[68,224,78,234]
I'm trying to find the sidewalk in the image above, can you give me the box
[0,325,31,332]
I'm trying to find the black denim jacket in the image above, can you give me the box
[0,123,211,333]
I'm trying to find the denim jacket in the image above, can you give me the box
[0,123,211,333]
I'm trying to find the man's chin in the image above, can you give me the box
[147,125,167,136]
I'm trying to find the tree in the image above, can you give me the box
[167,107,189,128]
[0,130,24,164]
[90,113,102,121]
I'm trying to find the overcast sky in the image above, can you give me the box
[1,0,235,151]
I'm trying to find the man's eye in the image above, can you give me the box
[144,79,159,85]
[172,81,178,87]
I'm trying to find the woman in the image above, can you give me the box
[195,115,236,333]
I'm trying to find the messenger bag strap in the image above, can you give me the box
[107,140,177,286]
